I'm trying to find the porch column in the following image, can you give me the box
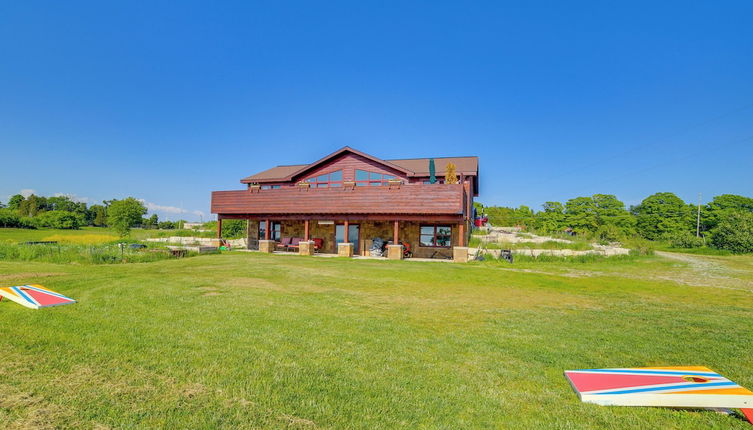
[304,219,310,241]
[217,217,222,239]
[343,220,349,239]
[265,218,270,240]
[393,220,399,244]
[458,221,465,247]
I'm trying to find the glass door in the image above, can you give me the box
[335,224,359,249]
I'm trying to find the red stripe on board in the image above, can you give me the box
[23,289,74,307]
[566,372,687,392]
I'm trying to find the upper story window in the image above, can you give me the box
[305,170,343,188]
[260,185,282,190]
[355,169,396,186]
[422,179,445,184]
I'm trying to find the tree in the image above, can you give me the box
[564,197,599,234]
[535,201,566,233]
[107,198,147,237]
[0,200,4,209]
[445,162,458,184]
[591,194,635,235]
[710,212,753,254]
[34,210,82,229]
[632,192,692,240]
[702,194,753,232]
[89,204,107,227]
[7,194,24,211]
[148,214,159,229]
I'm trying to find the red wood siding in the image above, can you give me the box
[293,153,409,183]
[212,183,464,216]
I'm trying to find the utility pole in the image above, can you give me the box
[696,192,702,238]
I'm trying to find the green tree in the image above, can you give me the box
[148,214,159,229]
[710,212,753,254]
[34,210,82,229]
[107,198,147,237]
[702,194,753,232]
[592,194,635,235]
[7,194,24,211]
[632,192,692,240]
[564,197,599,234]
[535,201,566,233]
[89,204,107,227]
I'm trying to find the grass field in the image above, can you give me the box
[0,227,205,245]
[2,248,753,428]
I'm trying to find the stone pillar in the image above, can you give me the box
[338,242,354,257]
[298,241,315,256]
[259,240,276,253]
[387,244,403,260]
[453,246,469,263]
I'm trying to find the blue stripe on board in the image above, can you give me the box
[12,287,37,305]
[593,381,737,395]
[22,285,72,300]
[576,369,720,377]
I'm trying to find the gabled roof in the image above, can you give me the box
[241,146,479,183]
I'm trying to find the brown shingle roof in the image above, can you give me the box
[242,164,306,182]
[387,156,478,176]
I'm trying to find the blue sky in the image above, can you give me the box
[1,1,751,221]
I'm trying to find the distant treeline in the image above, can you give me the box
[476,192,753,254]
[0,193,186,235]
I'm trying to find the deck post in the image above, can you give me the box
[217,217,222,239]
[393,220,399,244]
[458,221,465,247]
[304,219,310,241]
[344,220,349,243]
[265,219,270,240]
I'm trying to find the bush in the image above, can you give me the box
[595,224,623,243]
[32,210,83,229]
[666,231,705,249]
[710,212,753,254]
[0,209,23,228]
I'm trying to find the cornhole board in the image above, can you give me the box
[0,284,76,309]
[565,366,753,424]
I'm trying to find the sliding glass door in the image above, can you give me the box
[335,224,359,248]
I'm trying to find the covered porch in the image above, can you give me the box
[216,214,470,261]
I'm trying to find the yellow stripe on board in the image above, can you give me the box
[640,366,714,372]
[668,387,753,395]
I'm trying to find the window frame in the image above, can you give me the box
[355,169,398,187]
[419,225,453,248]
[304,170,343,188]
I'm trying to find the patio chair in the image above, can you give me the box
[288,237,302,251]
[312,238,324,252]
[276,237,292,250]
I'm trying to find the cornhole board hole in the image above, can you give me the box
[565,366,753,424]
[0,284,77,309]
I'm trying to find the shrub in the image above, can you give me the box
[666,231,705,249]
[33,210,83,229]
[710,212,753,254]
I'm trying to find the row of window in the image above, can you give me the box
[257,222,453,248]
[301,169,399,188]
[256,171,455,189]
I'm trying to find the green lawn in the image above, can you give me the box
[0,227,204,245]
[1,251,752,428]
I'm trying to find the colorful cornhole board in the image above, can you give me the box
[0,284,76,309]
[565,366,753,424]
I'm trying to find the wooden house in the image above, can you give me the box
[210,147,478,259]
